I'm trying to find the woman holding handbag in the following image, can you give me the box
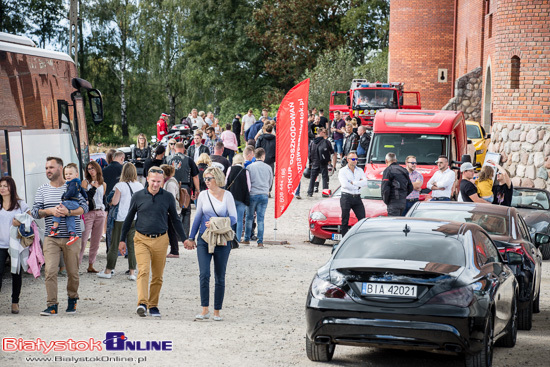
[79,161,107,273]
[184,167,237,321]
[224,154,250,242]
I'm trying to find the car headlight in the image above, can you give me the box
[310,211,327,221]
[311,275,350,300]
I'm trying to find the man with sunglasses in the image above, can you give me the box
[381,153,413,216]
[426,155,456,201]
[403,155,423,215]
[338,151,368,237]
[119,166,187,318]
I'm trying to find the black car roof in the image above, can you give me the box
[411,201,515,216]
[357,217,469,238]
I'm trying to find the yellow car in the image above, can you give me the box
[466,120,491,167]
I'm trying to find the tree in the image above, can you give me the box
[355,48,388,83]
[0,0,29,34]
[28,0,65,48]
[248,0,347,93]
[303,47,357,113]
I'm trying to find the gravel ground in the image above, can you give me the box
[1,173,550,366]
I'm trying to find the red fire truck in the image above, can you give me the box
[329,80,421,126]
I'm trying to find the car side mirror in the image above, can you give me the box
[467,139,473,144]
[331,244,338,254]
[486,133,491,139]
[535,232,550,247]
[506,252,523,266]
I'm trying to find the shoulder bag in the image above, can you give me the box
[206,191,239,249]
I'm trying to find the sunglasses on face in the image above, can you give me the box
[149,168,164,174]
[204,177,215,181]
[169,143,175,146]
[349,158,357,161]
[408,162,417,165]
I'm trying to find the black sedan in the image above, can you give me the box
[407,202,547,330]
[306,217,519,366]
[511,187,550,259]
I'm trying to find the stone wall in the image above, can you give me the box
[442,67,482,121]
[490,122,550,190]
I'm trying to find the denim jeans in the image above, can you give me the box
[244,194,268,243]
[52,200,80,234]
[197,236,231,310]
[234,200,247,241]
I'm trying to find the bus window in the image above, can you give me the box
[58,100,70,131]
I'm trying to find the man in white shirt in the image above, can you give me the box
[205,111,214,126]
[190,109,206,130]
[338,151,369,237]
[241,109,256,137]
[426,155,456,201]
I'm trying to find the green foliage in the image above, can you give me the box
[355,48,389,83]
[303,47,358,113]
[0,0,29,34]
[28,0,65,48]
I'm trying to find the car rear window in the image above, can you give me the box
[334,233,466,267]
[333,180,382,200]
[409,209,508,236]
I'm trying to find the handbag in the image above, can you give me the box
[206,191,239,249]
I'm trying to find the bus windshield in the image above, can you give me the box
[369,133,448,165]
[353,89,398,109]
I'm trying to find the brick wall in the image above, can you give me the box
[490,0,550,125]
[388,0,455,110]
[455,0,485,77]
[0,51,76,130]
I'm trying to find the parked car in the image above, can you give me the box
[308,182,387,245]
[511,187,550,259]
[466,120,491,167]
[306,217,519,366]
[407,201,547,330]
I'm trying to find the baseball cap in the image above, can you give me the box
[161,113,170,118]
[460,162,475,172]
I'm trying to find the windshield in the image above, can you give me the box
[512,189,550,210]
[466,124,482,139]
[335,232,465,267]
[333,180,382,200]
[369,133,448,165]
[353,89,398,109]
[409,209,508,236]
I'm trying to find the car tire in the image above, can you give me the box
[306,336,335,362]
[540,243,550,260]
[518,293,533,331]
[533,288,541,314]
[309,231,326,245]
[465,312,493,367]
[495,297,517,348]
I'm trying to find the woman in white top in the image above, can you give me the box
[0,176,30,314]
[161,164,183,258]
[98,163,143,280]
[80,161,107,273]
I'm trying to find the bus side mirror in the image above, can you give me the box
[88,89,104,124]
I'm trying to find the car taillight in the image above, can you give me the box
[426,286,474,307]
[498,247,524,255]
[311,275,350,300]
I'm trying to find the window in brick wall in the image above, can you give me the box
[486,0,491,14]
[488,13,493,38]
[511,56,520,89]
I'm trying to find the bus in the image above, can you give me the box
[0,32,103,205]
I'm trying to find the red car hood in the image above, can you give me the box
[364,163,440,189]
[312,197,387,220]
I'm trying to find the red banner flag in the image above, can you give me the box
[275,78,310,219]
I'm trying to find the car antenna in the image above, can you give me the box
[403,224,411,236]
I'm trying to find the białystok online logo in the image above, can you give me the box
[2,332,172,354]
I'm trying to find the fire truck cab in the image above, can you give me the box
[329,80,421,127]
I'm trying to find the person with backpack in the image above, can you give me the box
[307,128,333,197]
[160,165,184,258]
[225,154,250,242]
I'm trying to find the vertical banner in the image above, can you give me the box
[275,78,310,219]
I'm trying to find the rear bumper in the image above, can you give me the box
[306,306,484,355]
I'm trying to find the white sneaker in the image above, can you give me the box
[128,274,137,281]
[97,271,112,279]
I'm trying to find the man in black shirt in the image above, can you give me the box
[119,166,186,318]
[103,151,124,195]
[319,109,329,131]
[210,142,231,174]
[381,152,413,216]
[232,114,242,149]
[489,160,513,206]
[459,162,486,203]
[143,145,166,177]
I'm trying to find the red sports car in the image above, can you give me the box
[308,181,387,245]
